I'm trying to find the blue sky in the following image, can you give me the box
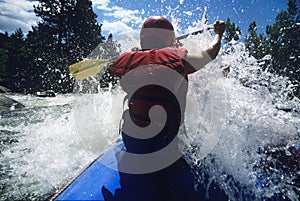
[0,0,290,38]
[93,0,289,37]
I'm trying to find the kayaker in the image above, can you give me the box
[105,16,227,201]
[109,16,225,154]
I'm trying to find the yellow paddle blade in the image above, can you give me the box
[69,59,110,80]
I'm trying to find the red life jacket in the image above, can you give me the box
[109,47,190,130]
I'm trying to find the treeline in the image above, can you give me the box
[0,0,105,93]
[224,0,300,97]
[0,0,299,96]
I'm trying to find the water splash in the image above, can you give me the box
[0,6,299,201]
[81,16,300,199]
[0,92,124,200]
[181,35,299,200]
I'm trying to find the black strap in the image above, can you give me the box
[110,58,181,69]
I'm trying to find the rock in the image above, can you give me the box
[36,90,56,98]
[0,85,11,93]
[0,94,25,111]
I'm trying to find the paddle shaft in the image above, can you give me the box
[99,28,212,72]
[69,27,212,80]
[176,27,212,41]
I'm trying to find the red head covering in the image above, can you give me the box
[140,16,175,49]
[142,16,174,30]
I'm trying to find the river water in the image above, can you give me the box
[1,16,300,201]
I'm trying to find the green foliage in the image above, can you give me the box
[243,0,300,97]
[223,18,242,44]
[266,0,299,96]
[223,0,299,97]
[266,1,299,69]
[0,0,105,93]
[0,0,299,97]
[0,29,28,92]
[29,0,105,93]
[244,21,269,60]
[0,33,10,82]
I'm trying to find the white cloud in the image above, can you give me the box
[101,20,134,35]
[0,0,144,35]
[92,0,113,11]
[0,0,40,34]
[104,6,142,23]
[92,0,111,6]
[92,0,143,35]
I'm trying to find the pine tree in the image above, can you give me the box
[24,24,58,93]
[67,0,105,60]
[30,0,104,93]
[245,22,269,60]
[266,0,300,96]
[223,18,242,44]
[0,32,10,86]
[0,29,31,92]
[243,0,299,97]
[7,29,26,92]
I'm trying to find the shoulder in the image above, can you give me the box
[115,51,135,60]
[159,47,188,58]
[184,50,212,73]
[112,51,136,66]
[108,51,133,76]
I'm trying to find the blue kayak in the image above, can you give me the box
[51,140,228,201]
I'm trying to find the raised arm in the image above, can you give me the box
[206,20,226,59]
[184,20,226,75]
